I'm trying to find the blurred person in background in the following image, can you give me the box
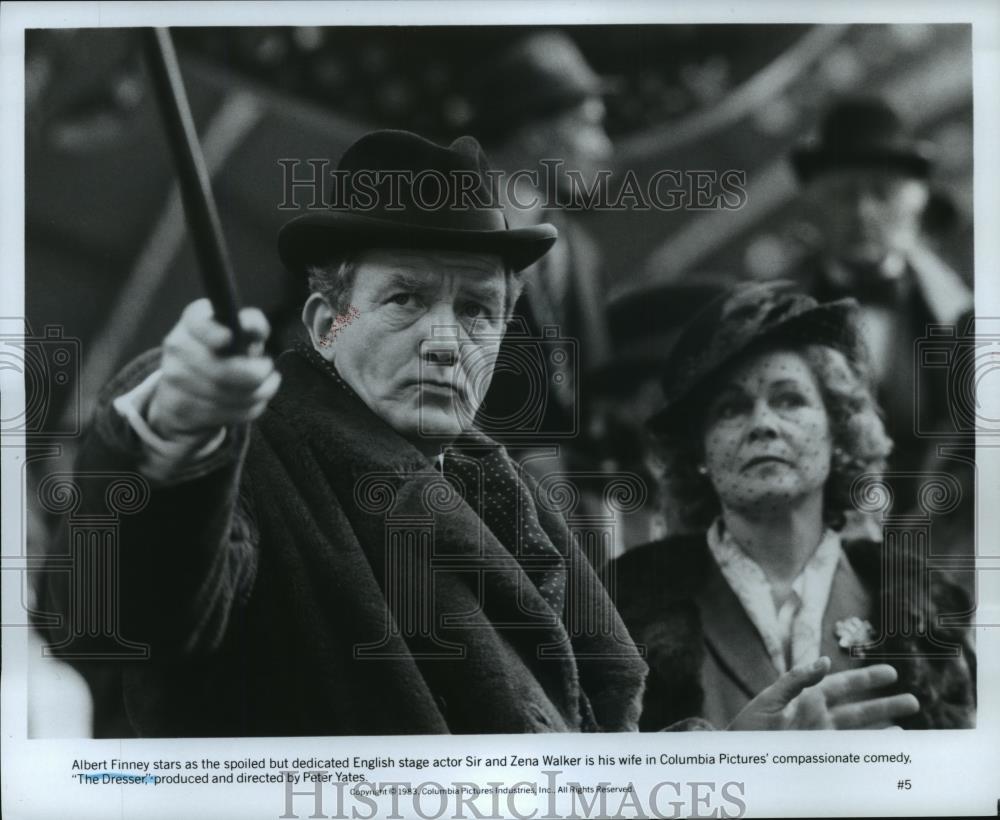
[466,31,616,461]
[610,281,975,731]
[788,96,972,482]
[587,276,735,554]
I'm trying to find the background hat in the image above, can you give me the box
[278,130,558,275]
[790,96,934,182]
[647,280,865,435]
[591,275,735,396]
[467,31,621,142]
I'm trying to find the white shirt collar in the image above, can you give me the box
[705,518,843,674]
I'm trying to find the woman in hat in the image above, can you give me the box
[609,280,975,731]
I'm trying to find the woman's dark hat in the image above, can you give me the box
[278,130,558,275]
[647,280,865,435]
[790,96,934,183]
[591,275,735,396]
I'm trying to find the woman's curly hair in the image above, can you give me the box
[653,341,893,532]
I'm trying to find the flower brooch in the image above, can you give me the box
[834,616,875,656]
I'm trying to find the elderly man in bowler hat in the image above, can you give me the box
[788,95,972,481]
[42,130,887,736]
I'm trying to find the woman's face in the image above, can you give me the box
[701,348,832,514]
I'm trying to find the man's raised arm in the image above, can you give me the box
[40,299,282,658]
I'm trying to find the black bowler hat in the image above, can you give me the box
[467,31,620,141]
[278,130,558,275]
[790,96,934,183]
[646,281,865,435]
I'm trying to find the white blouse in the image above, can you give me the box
[705,518,842,675]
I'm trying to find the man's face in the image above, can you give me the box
[319,248,508,446]
[808,167,929,266]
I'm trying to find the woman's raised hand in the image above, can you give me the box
[728,656,920,731]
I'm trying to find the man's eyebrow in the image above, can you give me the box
[460,279,506,302]
[379,271,434,292]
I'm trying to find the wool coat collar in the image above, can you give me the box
[240,348,646,733]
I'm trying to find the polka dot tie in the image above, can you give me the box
[442,446,567,615]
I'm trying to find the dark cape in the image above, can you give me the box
[39,348,646,737]
[609,534,976,731]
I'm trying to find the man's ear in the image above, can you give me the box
[302,293,336,360]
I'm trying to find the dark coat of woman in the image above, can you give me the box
[610,533,975,731]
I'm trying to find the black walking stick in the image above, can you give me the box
[141,27,247,353]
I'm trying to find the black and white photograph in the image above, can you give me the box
[2,2,998,818]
